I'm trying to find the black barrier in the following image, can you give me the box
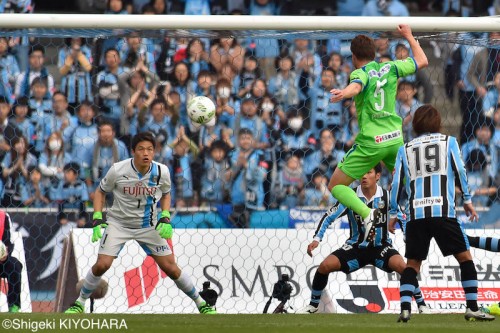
[10,212,85,293]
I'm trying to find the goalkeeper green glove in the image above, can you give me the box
[156,210,173,239]
[91,212,108,243]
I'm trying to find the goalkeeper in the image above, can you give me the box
[65,132,216,314]
[328,24,428,243]
[298,164,430,314]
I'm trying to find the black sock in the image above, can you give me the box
[460,260,478,311]
[469,236,500,252]
[400,267,418,312]
[309,271,329,308]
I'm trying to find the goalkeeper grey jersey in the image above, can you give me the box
[99,158,171,228]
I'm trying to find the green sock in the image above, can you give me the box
[331,185,371,219]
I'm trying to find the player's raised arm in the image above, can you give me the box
[330,83,362,103]
[397,24,428,70]
[307,202,347,257]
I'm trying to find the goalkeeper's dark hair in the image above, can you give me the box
[412,104,441,136]
[131,132,156,151]
[374,163,382,174]
[350,35,376,61]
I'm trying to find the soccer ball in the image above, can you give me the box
[187,96,216,125]
[0,241,7,261]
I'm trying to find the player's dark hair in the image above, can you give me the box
[350,35,376,61]
[374,163,382,174]
[131,131,156,151]
[412,104,441,136]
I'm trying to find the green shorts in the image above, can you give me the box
[337,142,403,180]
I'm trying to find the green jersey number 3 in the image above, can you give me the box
[374,78,387,111]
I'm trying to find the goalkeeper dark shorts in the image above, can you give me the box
[405,217,469,260]
[332,242,399,274]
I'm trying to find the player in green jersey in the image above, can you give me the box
[327,24,429,243]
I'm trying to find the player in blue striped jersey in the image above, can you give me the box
[297,164,429,314]
[389,105,494,322]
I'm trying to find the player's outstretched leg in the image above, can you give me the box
[65,270,102,314]
[482,302,500,316]
[174,270,216,314]
[176,271,217,314]
[155,254,216,314]
[468,236,500,252]
[65,255,113,314]
[330,183,383,243]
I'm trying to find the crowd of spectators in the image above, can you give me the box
[0,0,499,227]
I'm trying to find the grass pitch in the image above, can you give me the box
[0,313,498,333]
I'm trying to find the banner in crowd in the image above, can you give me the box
[9,207,500,296]
[71,229,500,314]
[0,232,32,313]
[9,212,75,292]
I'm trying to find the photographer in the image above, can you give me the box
[58,38,93,111]
[0,210,23,313]
[263,274,293,314]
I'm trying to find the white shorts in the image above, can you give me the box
[98,223,172,257]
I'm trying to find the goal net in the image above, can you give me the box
[1,14,499,314]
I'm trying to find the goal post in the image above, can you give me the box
[1,14,500,32]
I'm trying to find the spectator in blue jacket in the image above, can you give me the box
[67,101,98,172]
[200,140,230,206]
[58,38,93,110]
[84,120,129,200]
[0,37,20,85]
[226,128,268,228]
[309,68,345,138]
[461,119,498,180]
[51,162,89,223]
[21,166,50,208]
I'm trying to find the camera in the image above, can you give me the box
[272,274,293,302]
[199,281,218,307]
[263,274,294,313]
